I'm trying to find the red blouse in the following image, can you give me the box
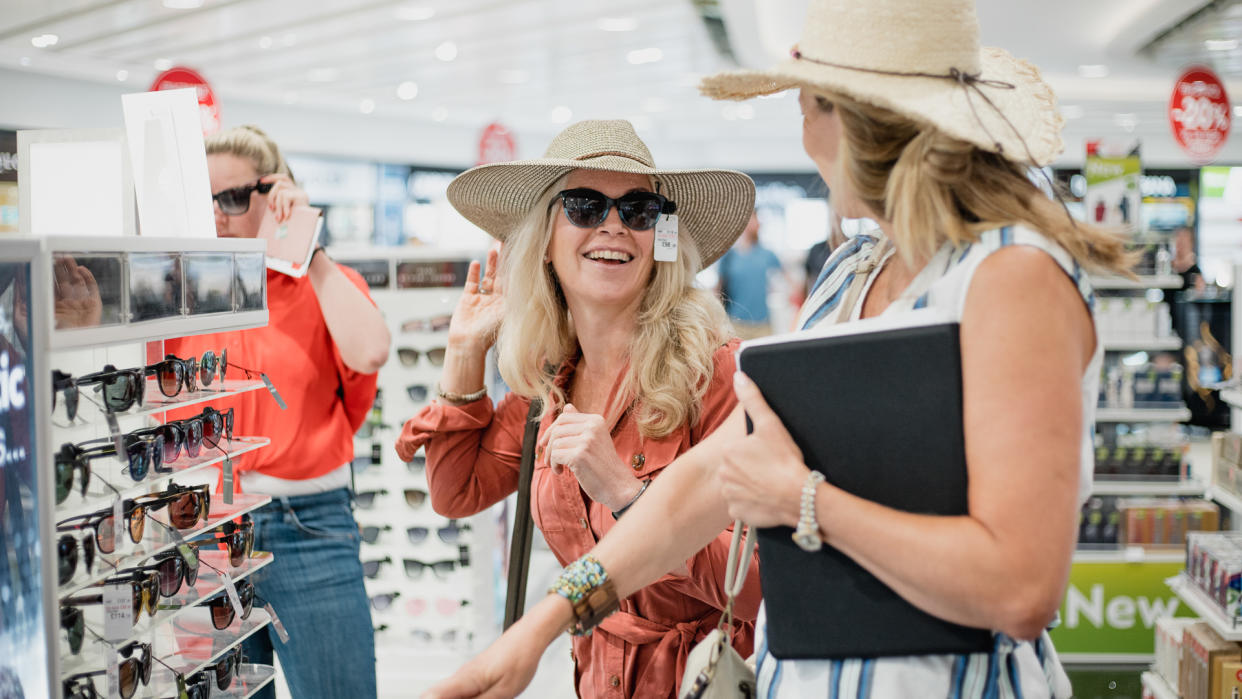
[396,340,761,698]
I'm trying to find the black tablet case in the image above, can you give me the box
[737,322,993,658]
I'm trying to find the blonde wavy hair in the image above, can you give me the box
[205,125,295,182]
[814,92,1132,275]
[495,174,731,438]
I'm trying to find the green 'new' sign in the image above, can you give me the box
[1050,561,1191,656]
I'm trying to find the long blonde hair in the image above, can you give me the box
[816,93,1132,275]
[495,174,731,438]
[205,125,294,181]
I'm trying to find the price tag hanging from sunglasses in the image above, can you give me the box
[220,572,245,621]
[102,582,132,642]
[260,373,287,410]
[263,602,291,644]
[221,454,234,505]
[654,214,679,262]
[106,412,127,463]
[111,497,125,554]
[106,656,121,699]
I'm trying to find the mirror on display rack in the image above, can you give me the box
[233,252,267,312]
[128,252,182,322]
[0,258,46,699]
[183,253,234,315]
[53,253,122,330]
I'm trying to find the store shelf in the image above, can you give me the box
[1095,406,1191,422]
[1090,478,1205,496]
[1223,388,1242,410]
[58,379,269,428]
[1059,652,1153,664]
[1208,485,1242,514]
[61,551,274,676]
[1073,547,1184,564]
[1167,574,1242,640]
[162,607,273,677]
[1100,337,1182,351]
[1140,671,1178,699]
[59,493,272,599]
[56,436,270,522]
[1092,274,1183,290]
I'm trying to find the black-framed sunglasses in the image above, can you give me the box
[205,577,255,629]
[56,433,166,503]
[57,531,96,585]
[53,370,80,421]
[189,515,254,568]
[555,187,676,231]
[212,179,274,216]
[359,524,391,544]
[402,558,456,580]
[129,548,201,598]
[63,569,161,625]
[75,364,145,413]
[57,501,148,554]
[134,482,211,530]
[61,605,85,655]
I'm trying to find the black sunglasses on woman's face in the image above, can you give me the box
[555,188,677,231]
[212,179,274,216]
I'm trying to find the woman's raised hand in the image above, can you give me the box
[447,247,505,356]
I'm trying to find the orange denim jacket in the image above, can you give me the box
[396,339,761,698]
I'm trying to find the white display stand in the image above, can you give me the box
[22,237,281,699]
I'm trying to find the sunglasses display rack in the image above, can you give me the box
[332,247,506,694]
[23,237,285,698]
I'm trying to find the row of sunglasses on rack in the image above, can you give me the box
[56,406,235,504]
[60,526,255,649]
[52,349,249,419]
[62,639,249,699]
[357,519,471,546]
[55,482,249,560]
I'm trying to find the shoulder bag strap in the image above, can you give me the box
[716,520,756,635]
[503,398,543,630]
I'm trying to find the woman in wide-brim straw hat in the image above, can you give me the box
[423,0,1132,697]
[395,119,762,698]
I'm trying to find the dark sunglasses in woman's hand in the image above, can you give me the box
[555,187,676,231]
[212,179,274,216]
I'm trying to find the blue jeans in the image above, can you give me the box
[242,488,376,699]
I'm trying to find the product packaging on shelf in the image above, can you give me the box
[1156,616,1196,692]
[1181,622,1242,699]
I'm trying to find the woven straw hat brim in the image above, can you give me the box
[447,156,755,269]
[701,47,1064,166]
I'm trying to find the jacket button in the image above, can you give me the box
[579,517,589,530]
[631,453,645,470]
[609,675,620,688]
[536,446,544,458]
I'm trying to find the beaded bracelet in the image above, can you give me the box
[549,554,620,636]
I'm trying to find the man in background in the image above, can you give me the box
[717,210,785,339]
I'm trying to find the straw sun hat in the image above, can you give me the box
[701,0,1065,167]
[447,120,755,269]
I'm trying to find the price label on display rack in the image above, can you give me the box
[1168,65,1232,164]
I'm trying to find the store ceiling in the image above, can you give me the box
[1,0,1238,161]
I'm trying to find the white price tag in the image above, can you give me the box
[220,572,244,622]
[106,657,120,698]
[261,373,287,410]
[654,214,679,262]
[106,412,126,463]
[102,582,132,642]
[222,455,234,505]
[264,602,290,644]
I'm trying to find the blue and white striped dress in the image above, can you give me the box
[754,225,1100,698]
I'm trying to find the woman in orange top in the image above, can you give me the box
[167,125,390,699]
[395,120,761,698]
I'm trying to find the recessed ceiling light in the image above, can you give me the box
[435,41,458,62]
[431,107,448,122]
[162,0,204,8]
[116,69,129,81]
[1078,64,1109,78]
[19,57,30,66]
[30,34,58,48]
[395,5,435,21]
[498,69,529,85]
[258,36,273,49]
[154,58,174,71]
[550,105,573,123]
[597,17,638,32]
[1206,39,1239,51]
[736,104,755,120]
[360,98,376,115]
[307,68,339,82]
[397,81,419,100]
[1060,105,1084,119]
[627,48,663,65]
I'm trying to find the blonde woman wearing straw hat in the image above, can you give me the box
[395,119,761,698]
[422,1,1133,698]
